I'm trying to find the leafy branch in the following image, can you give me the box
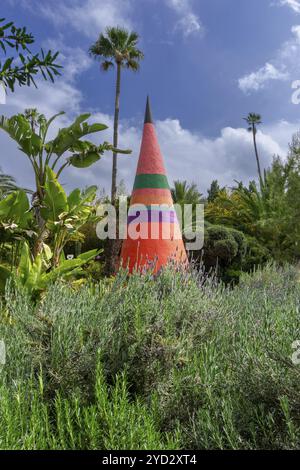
[0,18,62,92]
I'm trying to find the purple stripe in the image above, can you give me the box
[128,210,177,224]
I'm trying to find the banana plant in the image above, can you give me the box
[0,164,105,287]
[0,167,19,199]
[0,189,35,266]
[0,189,32,228]
[0,241,101,298]
[0,169,100,265]
[39,166,99,266]
[0,110,131,209]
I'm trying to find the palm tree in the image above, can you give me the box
[0,168,18,199]
[244,113,263,189]
[171,180,202,235]
[171,180,202,207]
[207,179,223,203]
[89,27,144,204]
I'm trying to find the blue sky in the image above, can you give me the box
[2,0,300,195]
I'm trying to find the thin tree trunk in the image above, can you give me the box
[252,124,263,190]
[111,62,121,204]
[106,62,121,275]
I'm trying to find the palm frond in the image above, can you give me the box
[125,59,140,71]
[101,60,114,71]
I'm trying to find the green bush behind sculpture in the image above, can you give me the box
[187,223,270,283]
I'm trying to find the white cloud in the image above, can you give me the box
[238,25,300,93]
[155,120,284,189]
[165,0,204,37]
[38,0,134,38]
[65,115,296,196]
[238,63,289,93]
[10,0,204,43]
[279,0,300,13]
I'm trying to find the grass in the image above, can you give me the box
[0,263,300,449]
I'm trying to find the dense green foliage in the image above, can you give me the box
[0,110,123,203]
[206,148,300,265]
[0,168,20,199]
[171,180,203,208]
[0,108,130,296]
[0,264,299,449]
[188,224,270,284]
[0,169,102,298]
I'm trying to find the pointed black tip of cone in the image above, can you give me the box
[144,95,153,124]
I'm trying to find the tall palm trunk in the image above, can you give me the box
[106,62,122,275]
[111,62,121,204]
[252,124,263,190]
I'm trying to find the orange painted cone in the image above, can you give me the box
[120,97,188,273]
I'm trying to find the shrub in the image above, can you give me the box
[188,224,247,283]
[0,263,299,449]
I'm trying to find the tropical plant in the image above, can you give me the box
[0,241,100,298]
[0,111,102,202]
[0,167,19,198]
[24,107,39,131]
[40,167,99,266]
[0,17,62,92]
[244,113,263,189]
[0,110,130,230]
[207,179,223,203]
[1,167,100,258]
[0,189,35,266]
[0,179,102,297]
[89,27,144,203]
[171,180,202,207]
[205,149,300,262]
[0,167,103,296]
[171,180,202,234]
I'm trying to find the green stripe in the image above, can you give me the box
[133,174,169,189]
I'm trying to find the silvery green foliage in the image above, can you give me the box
[0,264,299,449]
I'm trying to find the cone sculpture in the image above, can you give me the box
[120,97,188,273]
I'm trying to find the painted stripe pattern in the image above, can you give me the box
[120,100,188,274]
[133,174,169,190]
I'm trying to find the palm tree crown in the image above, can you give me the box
[244,113,262,135]
[171,180,202,206]
[89,27,144,71]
